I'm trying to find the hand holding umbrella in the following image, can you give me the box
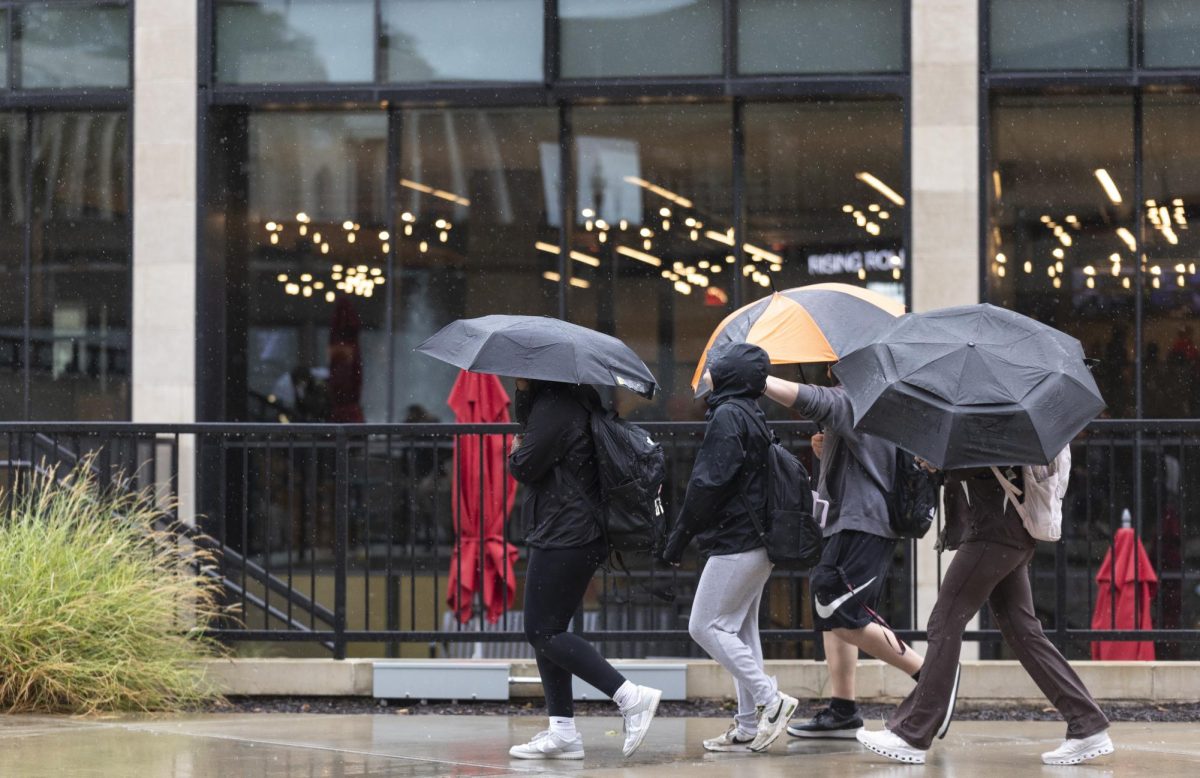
[691,283,904,396]
[833,303,1105,469]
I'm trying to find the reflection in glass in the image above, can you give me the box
[989,0,1128,71]
[739,0,904,74]
[744,101,905,307]
[0,115,24,419]
[18,4,130,88]
[559,0,722,78]
[1144,0,1200,68]
[383,0,543,82]
[28,112,130,420]
[1142,95,1200,419]
[988,95,1135,417]
[215,0,375,84]
[239,113,389,422]
[568,104,732,420]
[392,108,559,418]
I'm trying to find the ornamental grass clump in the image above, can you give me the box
[0,461,226,713]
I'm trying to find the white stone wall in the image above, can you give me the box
[910,0,982,657]
[132,0,198,519]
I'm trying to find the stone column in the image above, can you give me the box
[132,1,197,520]
[910,0,981,657]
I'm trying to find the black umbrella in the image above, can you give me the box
[832,304,1105,469]
[416,315,657,398]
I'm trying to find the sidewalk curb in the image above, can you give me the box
[198,658,1200,702]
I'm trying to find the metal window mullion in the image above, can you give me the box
[543,0,557,85]
[731,98,745,310]
[374,0,391,85]
[22,109,32,419]
[1132,0,1142,71]
[556,102,571,319]
[722,0,737,80]
[5,5,14,92]
[385,106,398,420]
[1133,90,1144,421]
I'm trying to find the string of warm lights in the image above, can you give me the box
[267,172,908,306]
[995,198,1196,291]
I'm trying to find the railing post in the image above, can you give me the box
[334,427,349,660]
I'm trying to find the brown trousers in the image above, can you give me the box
[889,541,1109,749]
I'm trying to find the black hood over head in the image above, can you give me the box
[707,343,769,408]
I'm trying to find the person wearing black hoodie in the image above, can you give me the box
[661,344,799,753]
[507,379,661,761]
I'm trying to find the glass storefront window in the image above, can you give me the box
[1144,0,1200,69]
[1143,94,1200,418]
[739,0,904,75]
[383,0,543,82]
[559,0,722,78]
[987,95,1135,417]
[744,100,905,307]
[28,112,130,420]
[568,104,732,419]
[391,108,559,420]
[215,0,375,84]
[17,4,130,88]
[238,113,389,422]
[989,0,1129,72]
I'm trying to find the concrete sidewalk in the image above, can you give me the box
[1,714,1196,776]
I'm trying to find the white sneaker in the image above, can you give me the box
[857,728,927,765]
[749,692,799,752]
[1041,731,1114,765]
[703,722,756,752]
[508,730,585,760]
[620,685,662,757]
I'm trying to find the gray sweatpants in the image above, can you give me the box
[688,547,778,732]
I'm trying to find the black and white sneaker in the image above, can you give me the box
[937,663,961,739]
[749,692,798,752]
[703,723,756,752]
[787,706,864,739]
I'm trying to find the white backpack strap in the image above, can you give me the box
[991,466,1031,524]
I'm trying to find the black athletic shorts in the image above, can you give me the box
[810,529,896,631]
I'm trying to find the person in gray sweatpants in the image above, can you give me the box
[661,344,799,753]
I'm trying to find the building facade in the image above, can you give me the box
[0,0,1196,426]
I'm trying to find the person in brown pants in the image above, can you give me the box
[858,467,1114,766]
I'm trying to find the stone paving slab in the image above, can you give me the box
[0,714,1196,777]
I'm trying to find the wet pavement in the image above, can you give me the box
[1,714,1196,777]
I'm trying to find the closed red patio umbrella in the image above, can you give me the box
[446,371,518,624]
[1091,520,1158,661]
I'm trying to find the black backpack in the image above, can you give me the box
[887,449,939,539]
[734,407,824,569]
[572,408,667,554]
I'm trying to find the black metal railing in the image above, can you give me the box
[2,420,1197,661]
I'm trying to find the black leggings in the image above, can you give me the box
[524,538,626,717]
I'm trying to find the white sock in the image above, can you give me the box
[549,716,577,740]
[612,680,640,711]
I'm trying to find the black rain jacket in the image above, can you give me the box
[509,382,604,550]
[662,343,770,562]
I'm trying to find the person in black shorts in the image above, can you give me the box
[763,372,942,741]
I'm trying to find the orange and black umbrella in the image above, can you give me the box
[692,283,904,396]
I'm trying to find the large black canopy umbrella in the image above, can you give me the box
[417,315,657,398]
[832,304,1105,469]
